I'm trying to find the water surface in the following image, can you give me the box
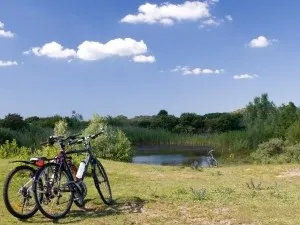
[132,145,213,167]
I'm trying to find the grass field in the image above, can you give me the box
[1,159,300,224]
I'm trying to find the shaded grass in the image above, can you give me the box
[1,159,300,224]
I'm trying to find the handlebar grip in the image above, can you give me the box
[91,130,104,139]
[69,138,84,145]
[68,133,82,140]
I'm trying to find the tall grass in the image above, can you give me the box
[121,127,255,156]
[122,126,209,146]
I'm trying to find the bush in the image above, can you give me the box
[284,144,300,163]
[286,122,300,144]
[0,128,15,145]
[54,120,69,136]
[251,138,285,164]
[84,114,133,162]
[0,139,31,159]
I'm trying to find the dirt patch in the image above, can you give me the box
[277,169,300,177]
[213,207,231,215]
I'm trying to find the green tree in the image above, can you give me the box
[25,116,40,123]
[157,110,168,117]
[174,113,203,133]
[105,115,128,126]
[274,102,298,137]
[2,113,28,131]
[151,113,179,132]
[244,93,276,126]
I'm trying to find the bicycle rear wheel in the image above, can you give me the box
[92,159,112,205]
[32,163,74,219]
[3,165,38,219]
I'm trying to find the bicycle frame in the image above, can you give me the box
[65,141,97,182]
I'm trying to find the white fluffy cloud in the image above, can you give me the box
[77,38,147,61]
[133,55,156,63]
[200,17,223,28]
[23,41,76,58]
[233,74,258,80]
[0,21,14,38]
[225,15,233,21]
[120,1,211,25]
[248,36,277,48]
[121,1,231,28]
[0,60,18,67]
[24,38,153,62]
[172,66,224,75]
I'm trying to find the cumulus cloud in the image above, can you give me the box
[132,55,156,63]
[24,38,153,62]
[248,36,277,48]
[225,15,233,21]
[77,38,147,61]
[23,41,76,59]
[121,1,232,29]
[120,1,211,25]
[0,60,18,67]
[200,17,223,28]
[233,74,258,80]
[0,21,14,38]
[172,66,224,75]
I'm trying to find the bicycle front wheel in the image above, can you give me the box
[92,159,112,205]
[3,165,38,219]
[32,163,74,219]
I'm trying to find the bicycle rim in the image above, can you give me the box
[3,165,38,219]
[33,163,73,219]
[92,160,112,205]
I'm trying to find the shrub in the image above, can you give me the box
[0,139,31,159]
[0,128,15,145]
[284,144,300,163]
[251,138,285,163]
[54,120,69,136]
[286,122,300,144]
[84,114,133,162]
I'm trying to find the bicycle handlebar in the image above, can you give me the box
[68,130,104,146]
[40,133,82,146]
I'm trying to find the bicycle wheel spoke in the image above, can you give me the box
[3,166,38,219]
[33,163,73,219]
[93,159,112,205]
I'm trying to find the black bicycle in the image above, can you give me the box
[2,134,82,219]
[32,130,112,219]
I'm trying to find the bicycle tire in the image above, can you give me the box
[73,181,87,208]
[92,159,112,205]
[32,163,74,219]
[3,165,38,219]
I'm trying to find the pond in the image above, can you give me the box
[132,145,214,167]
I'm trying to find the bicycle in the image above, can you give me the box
[32,130,112,219]
[2,134,82,219]
[207,149,218,167]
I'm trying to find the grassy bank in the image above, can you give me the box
[1,159,300,224]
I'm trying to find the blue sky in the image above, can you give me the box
[0,0,300,119]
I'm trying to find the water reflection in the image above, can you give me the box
[132,154,211,167]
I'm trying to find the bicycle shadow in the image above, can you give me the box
[58,196,147,224]
[21,197,146,224]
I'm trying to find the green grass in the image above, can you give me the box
[1,159,300,224]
